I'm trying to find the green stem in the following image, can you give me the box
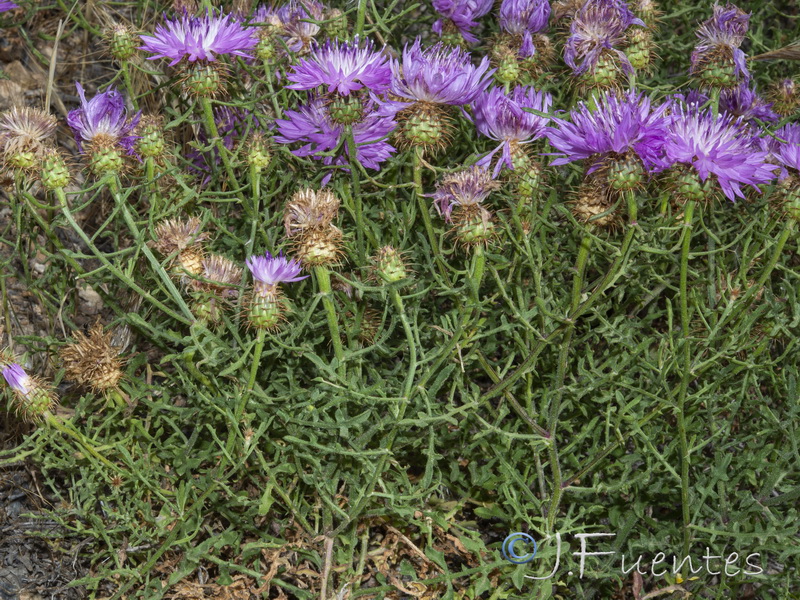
[241,328,267,418]
[121,61,138,110]
[200,97,244,201]
[390,288,417,401]
[315,265,346,378]
[469,245,486,305]
[109,182,196,322]
[677,199,697,565]
[247,165,261,257]
[354,0,367,37]
[412,148,451,285]
[44,411,122,474]
[546,232,592,533]
[55,188,193,326]
[346,127,366,263]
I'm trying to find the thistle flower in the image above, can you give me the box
[389,39,494,106]
[690,3,750,88]
[719,84,778,124]
[287,38,391,97]
[251,1,325,55]
[0,106,58,171]
[662,106,777,202]
[60,324,125,394]
[500,0,550,38]
[0,2,18,12]
[140,11,258,66]
[472,85,552,177]
[546,91,669,189]
[431,166,499,245]
[432,0,493,45]
[66,83,141,174]
[1,362,57,423]
[770,124,800,219]
[564,0,644,86]
[152,217,210,278]
[246,251,307,328]
[274,97,396,179]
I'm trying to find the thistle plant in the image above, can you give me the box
[2,2,800,599]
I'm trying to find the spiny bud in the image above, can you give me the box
[777,175,800,222]
[510,146,543,199]
[695,49,738,89]
[438,21,466,49]
[672,168,713,204]
[184,63,224,97]
[582,51,622,90]
[374,246,409,284]
[496,56,521,85]
[454,208,495,246]
[626,28,655,72]
[1,361,58,423]
[256,30,279,62]
[87,135,124,176]
[60,323,125,393]
[294,227,344,267]
[152,217,210,279]
[328,94,364,125]
[247,133,271,171]
[108,24,138,62]
[606,154,644,191]
[247,293,284,330]
[396,102,452,153]
[135,115,167,158]
[39,148,71,190]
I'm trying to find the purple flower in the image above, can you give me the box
[770,124,800,177]
[140,11,258,66]
[0,2,19,12]
[564,0,643,76]
[499,0,550,56]
[472,85,552,176]
[275,98,396,177]
[719,84,778,124]
[286,38,391,96]
[690,3,750,84]
[246,251,308,288]
[251,1,325,54]
[389,38,494,106]
[67,83,141,155]
[546,91,669,173]
[2,363,30,394]
[662,106,777,201]
[432,0,493,44]
[431,166,499,222]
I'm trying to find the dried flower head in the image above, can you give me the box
[284,188,341,238]
[153,217,210,277]
[1,361,58,423]
[0,106,58,170]
[767,78,799,117]
[191,254,243,298]
[60,323,126,393]
[570,181,621,229]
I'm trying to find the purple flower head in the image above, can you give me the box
[275,98,396,181]
[770,124,800,177]
[140,11,258,66]
[286,38,391,96]
[719,84,778,124]
[564,0,643,76]
[67,83,141,155]
[389,38,494,106]
[662,106,777,201]
[690,3,750,84]
[472,85,552,177]
[432,0,493,44]
[252,1,325,54]
[0,2,19,12]
[246,251,308,288]
[499,0,551,36]
[2,363,30,394]
[431,165,499,222]
[546,91,669,174]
